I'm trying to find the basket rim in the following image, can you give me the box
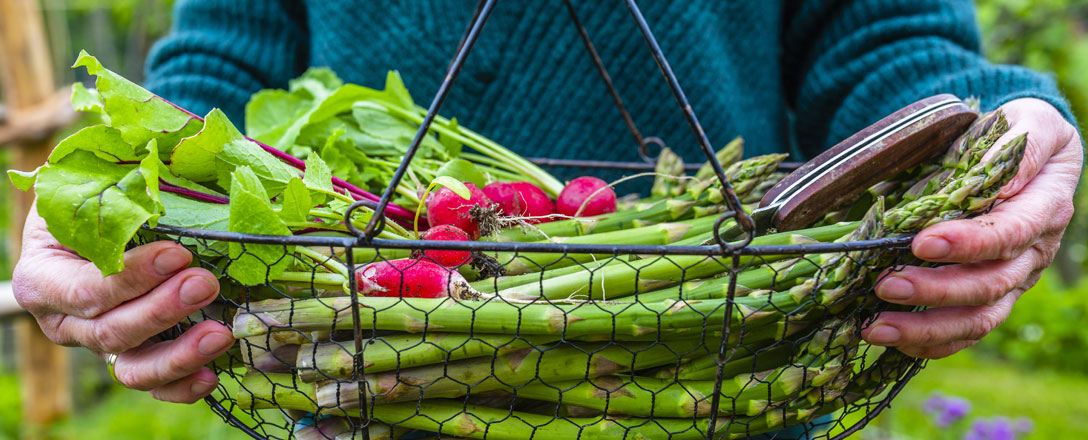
[143,223,914,256]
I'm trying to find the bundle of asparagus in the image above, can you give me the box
[225,110,1024,439]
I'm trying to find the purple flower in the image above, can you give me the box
[923,392,948,414]
[922,392,971,427]
[989,417,1015,440]
[938,397,971,427]
[965,419,993,440]
[1014,417,1034,435]
[963,416,1033,440]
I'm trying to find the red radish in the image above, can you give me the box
[483,181,555,224]
[356,259,468,298]
[557,176,617,217]
[419,225,471,267]
[426,182,494,239]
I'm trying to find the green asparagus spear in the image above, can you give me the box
[297,333,555,381]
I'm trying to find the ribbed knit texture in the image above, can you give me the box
[145,0,1071,167]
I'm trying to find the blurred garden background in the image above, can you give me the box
[1,0,1087,439]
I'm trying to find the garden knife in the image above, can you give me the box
[721,94,978,241]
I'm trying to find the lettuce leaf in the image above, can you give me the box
[7,52,306,276]
[33,139,163,275]
[73,50,201,150]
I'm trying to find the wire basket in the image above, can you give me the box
[140,1,931,438]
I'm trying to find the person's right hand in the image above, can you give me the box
[12,204,232,403]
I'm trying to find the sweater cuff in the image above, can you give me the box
[974,67,1076,130]
[925,64,1076,131]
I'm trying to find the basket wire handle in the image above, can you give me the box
[622,0,755,255]
[620,1,751,436]
[563,0,666,163]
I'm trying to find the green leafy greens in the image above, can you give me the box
[7,52,394,280]
[9,52,559,284]
[244,68,563,206]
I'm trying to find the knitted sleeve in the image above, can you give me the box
[144,0,308,125]
[781,0,1072,158]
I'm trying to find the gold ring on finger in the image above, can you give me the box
[106,353,123,386]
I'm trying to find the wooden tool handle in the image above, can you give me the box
[761,94,978,231]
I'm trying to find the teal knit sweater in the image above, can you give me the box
[145,0,1071,166]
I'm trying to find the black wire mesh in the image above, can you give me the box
[133,1,934,438]
[135,213,925,440]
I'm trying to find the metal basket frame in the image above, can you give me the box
[144,1,927,438]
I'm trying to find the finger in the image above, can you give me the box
[875,248,1040,307]
[993,98,1077,197]
[896,340,978,360]
[149,367,220,404]
[861,293,1016,348]
[23,240,196,319]
[112,320,233,391]
[911,168,1073,263]
[55,268,219,353]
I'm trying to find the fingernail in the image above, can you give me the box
[915,236,951,260]
[153,248,191,276]
[865,325,902,346]
[197,332,233,356]
[179,276,217,306]
[190,380,216,396]
[877,277,914,301]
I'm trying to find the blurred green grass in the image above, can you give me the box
[839,348,1088,439]
[0,385,232,440]
[44,388,249,440]
[0,373,251,440]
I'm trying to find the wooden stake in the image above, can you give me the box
[14,315,71,427]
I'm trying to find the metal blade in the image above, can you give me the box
[720,206,777,242]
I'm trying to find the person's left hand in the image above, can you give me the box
[860,97,1083,359]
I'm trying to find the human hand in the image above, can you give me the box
[12,205,231,403]
[861,98,1083,358]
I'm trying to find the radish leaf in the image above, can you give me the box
[7,169,36,192]
[281,177,312,223]
[170,109,242,182]
[227,166,293,285]
[435,159,486,188]
[431,176,471,200]
[159,192,230,256]
[302,154,333,202]
[245,89,308,141]
[49,125,136,163]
